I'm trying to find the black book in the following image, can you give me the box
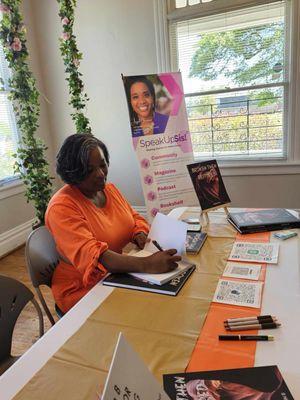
[228,208,300,234]
[186,232,208,254]
[102,265,195,296]
[187,160,230,211]
[163,365,294,399]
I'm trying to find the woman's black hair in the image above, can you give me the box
[124,76,156,128]
[56,133,110,184]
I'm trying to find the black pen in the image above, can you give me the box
[219,335,274,341]
[152,240,164,251]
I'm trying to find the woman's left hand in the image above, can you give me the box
[133,232,148,249]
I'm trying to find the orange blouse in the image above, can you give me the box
[45,183,149,313]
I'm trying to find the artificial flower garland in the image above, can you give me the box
[0,0,53,225]
[57,0,91,133]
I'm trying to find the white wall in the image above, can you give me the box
[0,0,300,241]
[28,0,158,206]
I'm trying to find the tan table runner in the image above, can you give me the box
[15,211,236,400]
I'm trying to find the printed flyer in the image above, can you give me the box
[213,279,263,308]
[123,72,197,220]
[228,242,279,264]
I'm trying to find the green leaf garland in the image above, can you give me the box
[57,0,91,133]
[0,0,53,226]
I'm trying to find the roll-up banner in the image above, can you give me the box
[123,72,197,220]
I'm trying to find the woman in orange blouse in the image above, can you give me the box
[46,134,180,313]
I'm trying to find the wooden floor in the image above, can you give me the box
[0,246,57,356]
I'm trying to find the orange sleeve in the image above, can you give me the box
[130,206,150,239]
[46,202,108,288]
[109,184,150,239]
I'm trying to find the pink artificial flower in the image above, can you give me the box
[11,37,22,52]
[73,58,80,67]
[61,17,69,26]
[62,32,70,41]
[0,4,10,13]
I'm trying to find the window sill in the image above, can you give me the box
[213,161,300,176]
[0,179,24,200]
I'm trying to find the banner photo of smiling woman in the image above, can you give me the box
[123,75,170,137]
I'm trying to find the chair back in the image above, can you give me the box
[25,226,60,325]
[25,226,60,288]
[0,275,44,373]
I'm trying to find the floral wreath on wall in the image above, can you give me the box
[0,0,53,226]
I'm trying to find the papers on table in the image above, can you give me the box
[228,241,279,264]
[223,262,262,280]
[213,279,263,308]
[101,333,170,400]
[215,241,278,308]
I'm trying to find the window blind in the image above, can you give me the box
[175,0,215,8]
[0,39,20,184]
[169,0,285,20]
[169,1,288,159]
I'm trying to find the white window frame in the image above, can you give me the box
[153,0,300,176]
[0,39,22,197]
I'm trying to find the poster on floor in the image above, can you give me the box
[122,72,197,220]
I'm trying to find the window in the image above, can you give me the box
[168,0,290,161]
[0,40,20,186]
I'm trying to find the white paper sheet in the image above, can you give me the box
[144,212,188,255]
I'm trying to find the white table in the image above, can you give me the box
[1,207,300,399]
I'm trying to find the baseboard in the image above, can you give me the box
[0,219,35,258]
[132,205,148,220]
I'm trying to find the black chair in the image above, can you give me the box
[0,275,44,375]
[25,226,64,326]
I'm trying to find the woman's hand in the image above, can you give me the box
[143,249,182,274]
[100,248,181,274]
[133,232,148,249]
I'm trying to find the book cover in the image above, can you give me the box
[102,265,195,296]
[228,209,300,234]
[186,232,208,254]
[163,365,294,400]
[187,160,230,211]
